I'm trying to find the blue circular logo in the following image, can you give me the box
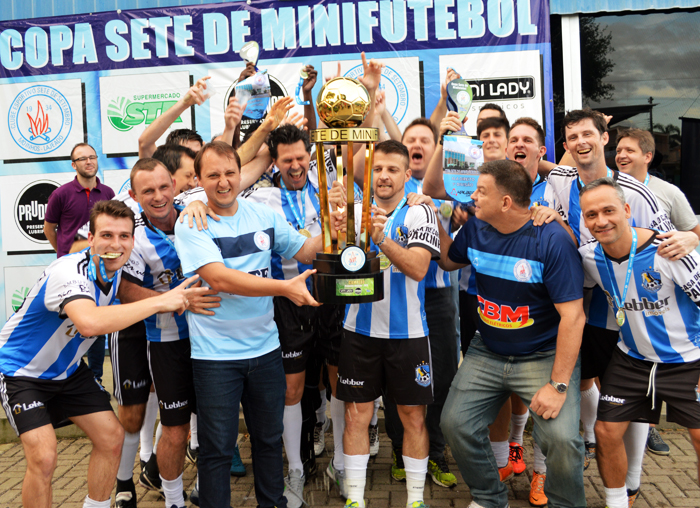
[8,85,72,155]
[345,64,409,126]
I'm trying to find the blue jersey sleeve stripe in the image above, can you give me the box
[568,182,582,244]
[467,248,544,283]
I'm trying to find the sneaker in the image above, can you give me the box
[408,502,428,508]
[647,427,670,455]
[498,460,514,482]
[140,459,146,471]
[284,468,306,508]
[139,462,162,494]
[345,499,363,508]
[428,456,457,488]
[627,487,640,507]
[186,441,198,465]
[189,487,199,507]
[391,448,406,482]
[115,491,137,508]
[314,418,331,457]
[230,444,246,476]
[508,442,526,475]
[369,424,380,457]
[583,441,596,470]
[529,472,547,507]
[326,457,348,499]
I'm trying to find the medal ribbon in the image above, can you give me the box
[579,168,612,188]
[601,228,638,320]
[281,179,308,231]
[378,196,407,239]
[643,173,650,186]
[88,253,117,284]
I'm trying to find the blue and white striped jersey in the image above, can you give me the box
[0,251,121,379]
[174,199,307,360]
[405,177,452,290]
[344,202,441,339]
[580,232,700,363]
[122,210,187,343]
[544,166,675,330]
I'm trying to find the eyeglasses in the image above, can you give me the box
[73,155,98,162]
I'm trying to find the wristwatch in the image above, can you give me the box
[549,379,568,394]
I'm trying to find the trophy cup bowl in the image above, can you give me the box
[310,78,383,304]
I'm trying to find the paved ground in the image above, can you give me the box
[0,427,697,508]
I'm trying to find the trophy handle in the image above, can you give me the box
[315,143,332,254]
[360,143,374,252]
[335,143,346,251]
[346,141,355,246]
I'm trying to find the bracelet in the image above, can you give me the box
[376,234,387,247]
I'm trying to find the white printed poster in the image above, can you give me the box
[4,265,48,318]
[99,71,192,155]
[0,79,85,161]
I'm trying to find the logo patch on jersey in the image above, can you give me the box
[394,225,409,246]
[477,296,534,329]
[415,362,431,387]
[641,269,662,293]
[254,231,271,251]
[513,259,532,282]
[13,401,45,414]
[123,379,148,390]
[600,394,625,406]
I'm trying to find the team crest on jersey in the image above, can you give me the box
[641,269,662,293]
[513,259,532,282]
[254,231,271,251]
[415,362,431,387]
[394,225,409,246]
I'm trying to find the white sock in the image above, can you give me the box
[331,395,345,471]
[83,496,110,508]
[370,397,380,426]
[604,486,628,508]
[533,442,546,474]
[317,389,327,424]
[283,402,304,472]
[154,422,162,454]
[139,392,159,462]
[118,431,140,481]
[161,473,185,508]
[623,422,648,491]
[190,413,199,449]
[508,411,528,445]
[344,453,369,506]
[403,456,428,505]
[580,384,599,443]
[491,440,509,468]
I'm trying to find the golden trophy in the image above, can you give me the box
[310,77,384,303]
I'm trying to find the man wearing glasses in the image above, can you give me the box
[43,143,115,383]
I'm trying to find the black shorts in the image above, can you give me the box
[337,329,433,406]
[598,347,700,428]
[148,339,196,426]
[459,291,480,354]
[273,297,342,373]
[0,361,113,436]
[580,324,619,380]
[109,321,151,406]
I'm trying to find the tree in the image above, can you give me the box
[654,123,681,148]
[551,16,615,112]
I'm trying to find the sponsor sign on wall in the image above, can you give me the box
[104,169,133,195]
[4,265,48,318]
[0,79,85,161]
[99,72,192,155]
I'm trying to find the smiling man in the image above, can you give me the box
[438,160,587,508]
[174,141,322,508]
[0,200,200,508]
[543,109,698,492]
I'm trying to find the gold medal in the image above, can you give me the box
[616,308,625,327]
[440,202,453,218]
[298,228,312,238]
[379,252,392,271]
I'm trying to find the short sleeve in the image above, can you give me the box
[448,219,473,266]
[44,267,94,314]
[669,190,699,231]
[405,204,440,258]
[271,210,306,260]
[578,243,599,290]
[44,188,63,224]
[174,218,225,276]
[122,250,146,286]
[541,223,584,303]
[662,251,700,305]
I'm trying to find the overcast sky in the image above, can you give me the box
[587,10,700,130]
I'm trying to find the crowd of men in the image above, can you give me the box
[1,51,699,508]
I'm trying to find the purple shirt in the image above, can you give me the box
[44,176,115,257]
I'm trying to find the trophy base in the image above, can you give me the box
[313,251,384,304]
